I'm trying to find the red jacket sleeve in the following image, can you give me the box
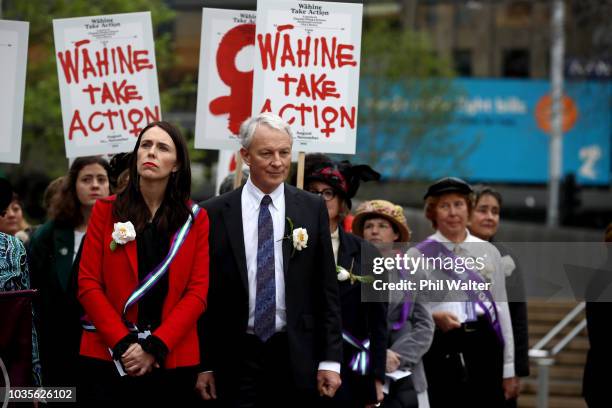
[78,199,131,348]
[153,208,210,352]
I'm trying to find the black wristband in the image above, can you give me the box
[112,333,138,360]
[140,335,169,365]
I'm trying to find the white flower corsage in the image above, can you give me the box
[336,259,374,285]
[500,255,516,277]
[281,217,308,256]
[292,227,308,251]
[478,260,496,283]
[110,221,136,251]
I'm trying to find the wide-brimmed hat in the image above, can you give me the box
[0,178,13,213]
[424,177,473,200]
[352,199,410,242]
[304,153,380,209]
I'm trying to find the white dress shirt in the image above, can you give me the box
[409,229,515,378]
[242,178,287,333]
[241,178,340,373]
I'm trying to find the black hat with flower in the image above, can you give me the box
[304,153,380,209]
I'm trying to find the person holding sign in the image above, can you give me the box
[77,121,210,405]
[410,178,515,408]
[196,113,342,407]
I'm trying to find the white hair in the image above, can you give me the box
[238,112,293,148]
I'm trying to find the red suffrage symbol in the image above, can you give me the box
[209,23,256,135]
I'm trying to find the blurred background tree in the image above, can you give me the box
[356,18,472,180]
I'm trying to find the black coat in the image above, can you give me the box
[198,184,342,392]
[334,228,388,404]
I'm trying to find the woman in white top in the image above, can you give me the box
[412,177,515,408]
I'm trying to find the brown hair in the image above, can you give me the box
[424,192,474,229]
[49,157,111,228]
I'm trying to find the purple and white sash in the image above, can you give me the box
[342,331,370,375]
[415,239,504,345]
[82,204,201,332]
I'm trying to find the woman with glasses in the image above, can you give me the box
[304,153,387,408]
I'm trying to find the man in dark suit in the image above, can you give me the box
[196,113,343,407]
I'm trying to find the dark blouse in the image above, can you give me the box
[136,219,170,332]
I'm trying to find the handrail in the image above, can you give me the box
[528,301,587,408]
[529,301,586,358]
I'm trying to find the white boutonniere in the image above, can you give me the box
[336,259,374,285]
[110,221,136,251]
[281,217,308,256]
[479,259,496,283]
[500,255,516,277]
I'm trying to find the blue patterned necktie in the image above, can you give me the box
[254,195,276,342]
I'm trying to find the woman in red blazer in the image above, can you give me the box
[78,121,209,405]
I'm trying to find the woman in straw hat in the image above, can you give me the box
[353,200,434,408]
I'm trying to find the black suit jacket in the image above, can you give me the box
[198,183,342,392]
[335,229,387,404]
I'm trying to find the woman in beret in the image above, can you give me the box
[411,177,515,408]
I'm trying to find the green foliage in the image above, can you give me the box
[1,0,199,178]
[357,20,474,180]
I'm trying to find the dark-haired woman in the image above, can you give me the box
[469,187,528,407]
[304,154,387,408]
[28,156,111,388]
[77,121,209,405]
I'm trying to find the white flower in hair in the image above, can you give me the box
[110,221,136,251]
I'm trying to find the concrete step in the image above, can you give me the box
[530,364,584,381]
[528,336,589,351]
[521,379,583,397]
[518,395,586,408]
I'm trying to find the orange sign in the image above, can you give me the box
[535,94,579,133]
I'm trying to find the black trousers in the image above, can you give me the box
[424,317,505,408]
[380,376,418,408]
[214,332,318,408]
[77,356,199,407]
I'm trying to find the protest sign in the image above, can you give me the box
[53,12,160,157]
[0,20,29,164]
[195,8,256,150]
[252,0,363,154]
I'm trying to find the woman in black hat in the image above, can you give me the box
[410,177,515,408]
[304,154,387,408]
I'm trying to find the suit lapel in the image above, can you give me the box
[222,188,249,291]
[283,184,298,279]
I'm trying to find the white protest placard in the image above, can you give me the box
[53,12,160,158]
[195,8,256,150]
[0,20,29,164]
[252,0,362,154]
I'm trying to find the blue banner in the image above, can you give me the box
[356,78,611,185]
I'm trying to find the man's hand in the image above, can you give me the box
[366,379,385,408]
[503,377,520,400]
[195,372,217,400]
[121,343,157,377]
[386,349,401,373]
[432,311,461,332]
[317,370,341,398]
